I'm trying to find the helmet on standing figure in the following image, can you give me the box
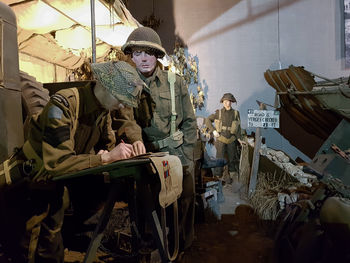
[122,27,166,58]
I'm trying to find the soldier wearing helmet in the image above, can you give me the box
[0,61,145,262]
[205,93,243,190]
[121,27,197,253]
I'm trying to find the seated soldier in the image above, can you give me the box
[0,61,146,263]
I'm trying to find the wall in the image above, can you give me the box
[127,0,348,161]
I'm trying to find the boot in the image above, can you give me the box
[229,172,242,193]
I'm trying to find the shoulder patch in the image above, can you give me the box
[48,106,63,119]
[51,94,69,108]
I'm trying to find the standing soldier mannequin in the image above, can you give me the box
[121,27,197,255]
[205,93,242,189]
[0,61,145,262]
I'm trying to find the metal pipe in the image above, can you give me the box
[277,89,350,95]
[90,0,96,63]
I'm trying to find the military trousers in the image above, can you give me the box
[178,163,195,250]
[0,179,66,263]
[214,139,240,177]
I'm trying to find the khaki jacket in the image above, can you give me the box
[26,83,115,179]
[205,107,242,143]
[118,67,197,166]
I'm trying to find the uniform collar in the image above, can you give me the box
[138,66,164,93]
[222,107,233,112]
[81,82,105,114]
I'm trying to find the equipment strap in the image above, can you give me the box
[3,159,12,185]
[1,159,24,183]
[168,71,177,135]
[0,159,22,176]
[71,87,80,135]
[161,203,179,261]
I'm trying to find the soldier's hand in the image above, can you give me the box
[238,139,247,146]
[101,143,135,163]
[132,140,146,155]
[213,130,220,138]
[97,149,109,155]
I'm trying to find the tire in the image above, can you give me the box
[20,71,49,139]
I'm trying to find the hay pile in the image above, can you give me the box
[238,141,319,220]
[248,171,305,220]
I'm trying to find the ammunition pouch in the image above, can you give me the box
[152,130,184,150]
[214,119,222,132]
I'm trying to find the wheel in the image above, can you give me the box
[20,71,49,139]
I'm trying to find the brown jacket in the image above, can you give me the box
[26,83,115,178]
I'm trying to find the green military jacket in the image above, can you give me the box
[205,107,242,143]
[119,67,197,166]
[26,83,115,179]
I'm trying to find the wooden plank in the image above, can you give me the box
[248,103,266,196]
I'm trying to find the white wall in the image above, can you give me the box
[128,0,348,161]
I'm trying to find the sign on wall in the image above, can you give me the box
[247,109,280,128]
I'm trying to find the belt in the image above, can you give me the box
[147,131,184,151]
[221,126,232,131]
[217,135,236,144]
[148,137,171,151]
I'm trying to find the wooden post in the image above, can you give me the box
[248,102,266,197]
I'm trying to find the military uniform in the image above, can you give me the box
[0,61,143,262]
[118,66,197,250]
[4,83,114,262]
[140,67,197,250]
[205,105,242,178]
[121,26,197,251]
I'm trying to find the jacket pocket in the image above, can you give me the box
[159,90,180,117]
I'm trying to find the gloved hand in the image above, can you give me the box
[213,130,220,138]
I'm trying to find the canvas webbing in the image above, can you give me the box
[168,71,177,135]
[0,159,23,178]
[3,159,12,185]
[71,88,80,134]
[161,203,179,261]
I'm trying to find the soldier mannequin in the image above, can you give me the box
[121,27,197,254]
[0,61,144,262]
[205,93,243,189]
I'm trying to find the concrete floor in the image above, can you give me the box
[220,184,249,215]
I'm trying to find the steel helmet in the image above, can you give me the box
[220,93,237,103]
[121,27,166,58]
